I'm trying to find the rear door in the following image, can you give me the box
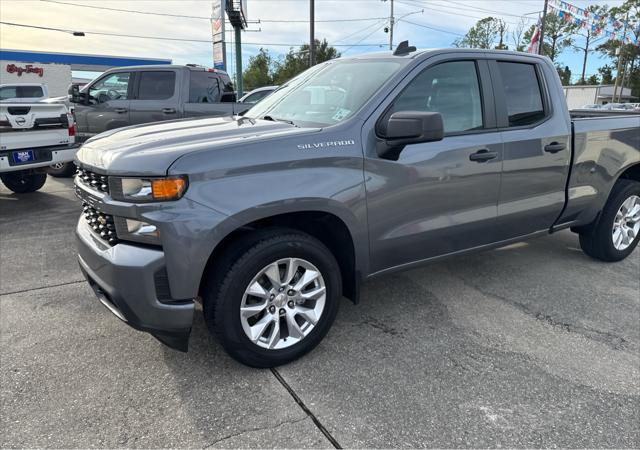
[489,59,571,238]
[364,57,504,274]
[129,70,180,124]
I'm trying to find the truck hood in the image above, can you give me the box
[76,116,319,175]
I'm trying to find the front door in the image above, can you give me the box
[78,71,132,139]
[364,59,504,274]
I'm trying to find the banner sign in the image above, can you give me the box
[548,0,639,46]
[212,0,226,70]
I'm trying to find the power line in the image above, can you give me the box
[0,21,386,47]
[401,19,466,37]
[40,0,387,23]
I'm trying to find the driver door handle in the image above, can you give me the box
[114,108,127,114]
[544,142,566,153]
[162,108,176,114]
[469,149,498,162]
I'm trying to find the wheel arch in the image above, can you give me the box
[198,206,366,304]
[617,162,640,184]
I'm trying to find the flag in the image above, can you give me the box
[527,18,542,54]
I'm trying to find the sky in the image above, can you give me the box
[0,0,629,83]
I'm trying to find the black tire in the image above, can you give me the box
[202,229,341,367]
[47,161,76,178]
[0,171,47,193]
[579,179,640,262]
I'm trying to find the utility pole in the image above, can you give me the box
[612,13,629,103]
[538,0,549,56]
[389,0,394,50]
[310,0,316,67]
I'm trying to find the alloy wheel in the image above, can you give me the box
[240,258,326,350]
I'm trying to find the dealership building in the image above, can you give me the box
[0,49,172,97]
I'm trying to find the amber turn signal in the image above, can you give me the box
[151,177,187,201]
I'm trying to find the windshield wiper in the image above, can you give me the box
[261,115,297,127]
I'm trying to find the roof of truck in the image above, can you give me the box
[345,47,549,62]
[101,64,230,74]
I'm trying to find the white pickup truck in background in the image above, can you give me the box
[0,102,76,193]
[0,83,49,103]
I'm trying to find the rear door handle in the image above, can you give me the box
[162,108,176,114]
[544,142,566,153]
[469,149,498,162]
[114,108,127,114]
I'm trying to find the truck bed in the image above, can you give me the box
[557,114,640,227]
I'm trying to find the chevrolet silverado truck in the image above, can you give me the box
[74,45,640,367]
[0,102,75,193]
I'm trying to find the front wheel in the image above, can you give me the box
[0,171,47,193]
[579,179,640,262]
[203,231,341,367]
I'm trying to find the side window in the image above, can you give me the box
[137,71,176,100]
[497,62,545,127]
[189,72,221,103]
[89,72,131,104]
[385,61,483,135]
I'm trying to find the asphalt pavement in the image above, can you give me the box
[1,176,639,448]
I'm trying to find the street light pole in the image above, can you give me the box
[389,0,394,50]
[538,0,549,56]
[310,0,316,67]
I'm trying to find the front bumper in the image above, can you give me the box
[76,218,194,351]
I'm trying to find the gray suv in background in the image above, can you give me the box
[74,45,640,367]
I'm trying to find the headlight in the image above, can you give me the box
[114,218,160,245]
[113,176,188,202]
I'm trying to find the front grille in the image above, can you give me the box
[82,204,119,245]
[77,168,110,194]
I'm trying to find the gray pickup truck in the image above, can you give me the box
[49,65,250,176]
[74,45,640,367]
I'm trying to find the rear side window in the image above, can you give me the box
[137,71,176,100]
[497,62,545,127]
[189,72,221,103]
[385,61,484,135]
[0,86,44,99]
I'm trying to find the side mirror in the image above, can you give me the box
[68,84,80,103]
[377,111,444,160]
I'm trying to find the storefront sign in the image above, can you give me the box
[6,64,44,77]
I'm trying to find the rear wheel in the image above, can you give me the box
[203,231,341,367]
[0,171,47,193]
[48,162,76,178]
[579,179,640,262]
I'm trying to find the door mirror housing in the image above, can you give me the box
[68,84,80,103]
[377,111,444,160]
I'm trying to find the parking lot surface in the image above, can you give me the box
[1,177,639,448]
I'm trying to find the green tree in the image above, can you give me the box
[243,48,274,91]
[542,14,575,62]
[597,0,640,98]
[587,74,600,85]
[272,39,340,85]
[598,64,615,84]
[557,65,572,85]
[454,17,503,49]
[573,5,609,84]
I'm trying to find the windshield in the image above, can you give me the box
[245,59,405,127]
